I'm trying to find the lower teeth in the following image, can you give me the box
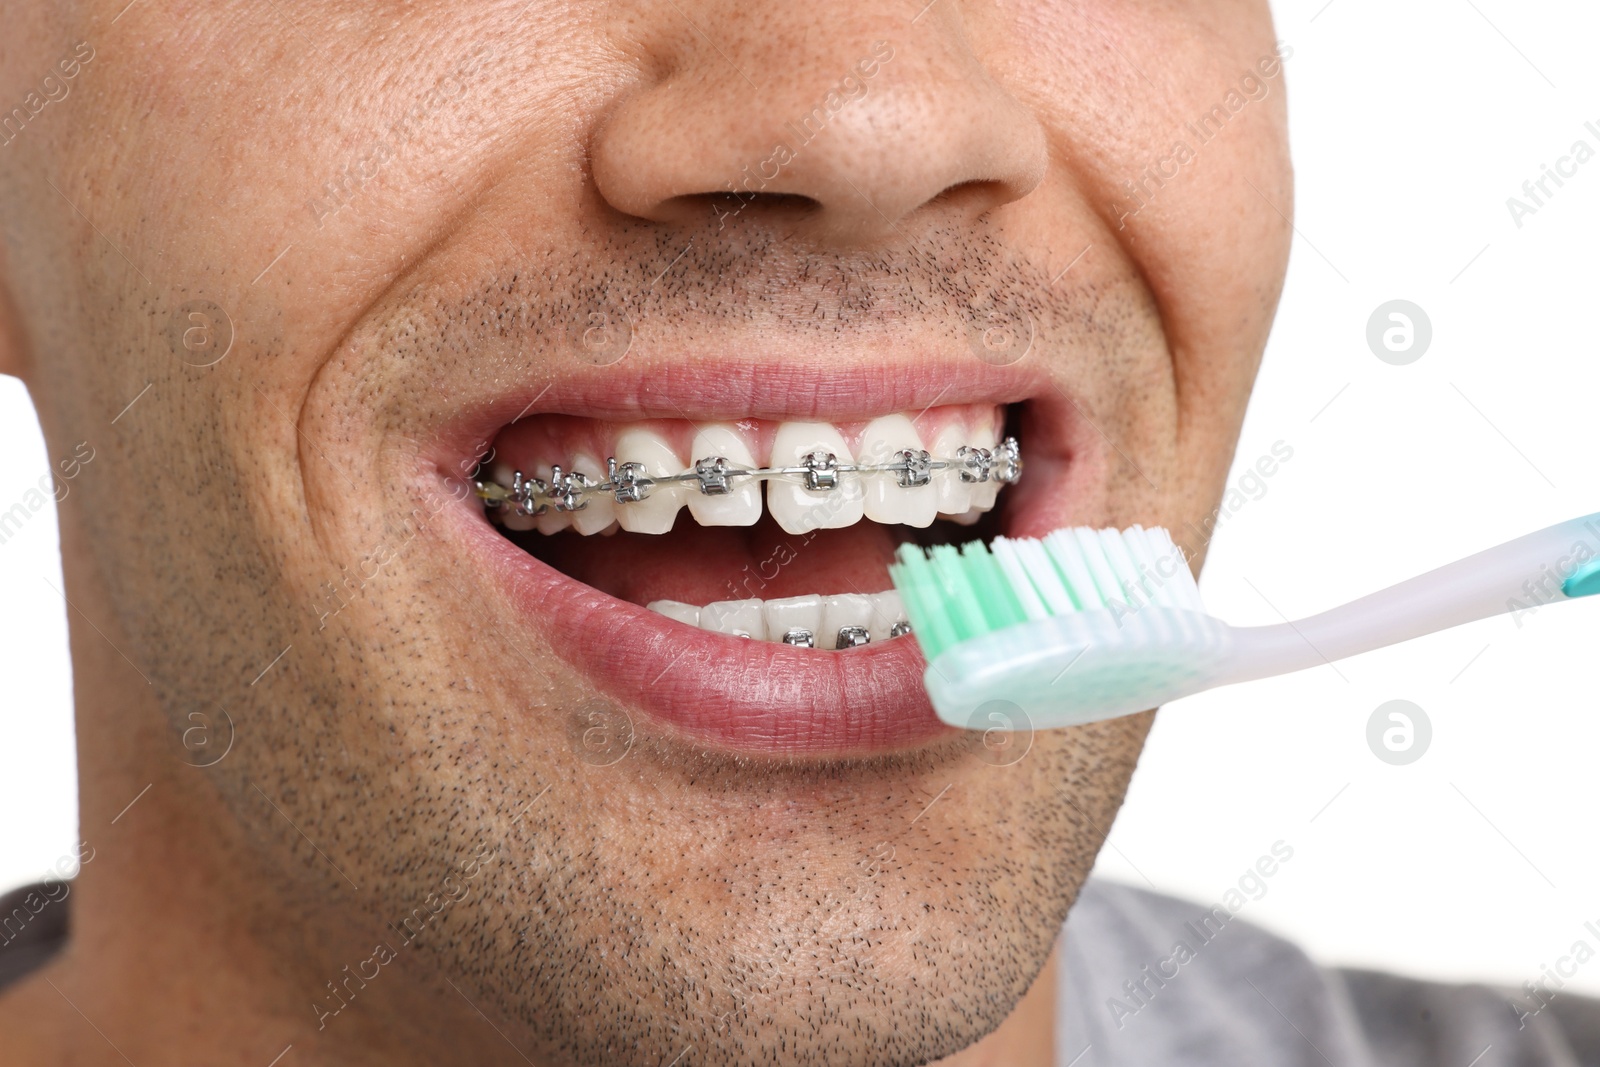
[647,591,909,649]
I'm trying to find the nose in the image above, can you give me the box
[590,10,1048,243]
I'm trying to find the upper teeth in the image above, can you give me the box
[475,418,1021,536]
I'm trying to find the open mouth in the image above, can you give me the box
[434,364,1068,758]
[475,403,1021,650]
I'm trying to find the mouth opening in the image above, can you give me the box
[471,401,1024,649]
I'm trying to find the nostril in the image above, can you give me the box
[928,179,1018,215]
[666,191,823,226]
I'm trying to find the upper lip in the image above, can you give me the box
[423,353,1053,473]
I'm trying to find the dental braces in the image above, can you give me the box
[473,437,1023,518]
[775,620,913,648]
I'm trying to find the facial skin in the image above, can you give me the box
[0,1,1289,1064]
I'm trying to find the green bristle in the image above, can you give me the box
[958,542,1028,632]
[890,545,961,660]
[890,540,1032,661]
[927,544,989,647]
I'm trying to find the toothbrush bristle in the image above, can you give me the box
[889,526,1203,660]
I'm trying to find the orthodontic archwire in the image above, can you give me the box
[472,437,1023,518]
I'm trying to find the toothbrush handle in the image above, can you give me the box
[1220,513,1600,683]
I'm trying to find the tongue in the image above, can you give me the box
[513,514,906,607]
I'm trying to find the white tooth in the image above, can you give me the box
[820,593,873,650]
[941,508,984,526]
[614,427,687,534]
[648,600,702,627]
[767,422,866,535]
[532,465,570,534]
[568,452,616,535]
[930,423,973,516]
[867,590,905,642]
[488,459,539,531]
[686,423,762,527]
[859,414,937,528]
[968,407,1005,510]
[969,478,1001,511]
[700,599,767,639]
[971,405,1002,447]
[764,594,823,645]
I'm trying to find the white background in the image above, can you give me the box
[3,0,1599,994]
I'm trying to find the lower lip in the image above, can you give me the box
[451,501,957,756]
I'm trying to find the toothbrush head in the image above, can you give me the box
[889,527,1230,730]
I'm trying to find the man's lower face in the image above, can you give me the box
[3,0,1289,1062]
[267,224,1172,1065]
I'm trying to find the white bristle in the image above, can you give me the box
[1010,525,1203,617]
[1047,530,1098,608]
[1152,528,1204,611]
[990,538,1050,620]
[1126,527,1201,652]
[1077,529,1127,607]
[1097,528,1147,606]
[1006,536,1071,614]
[1138,527,1173,607]
[1141,527,1194,611]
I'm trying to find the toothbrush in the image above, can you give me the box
[889,516,1600,730]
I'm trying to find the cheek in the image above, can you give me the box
[1002,0,1293,305]
[1002,2,1291,514]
